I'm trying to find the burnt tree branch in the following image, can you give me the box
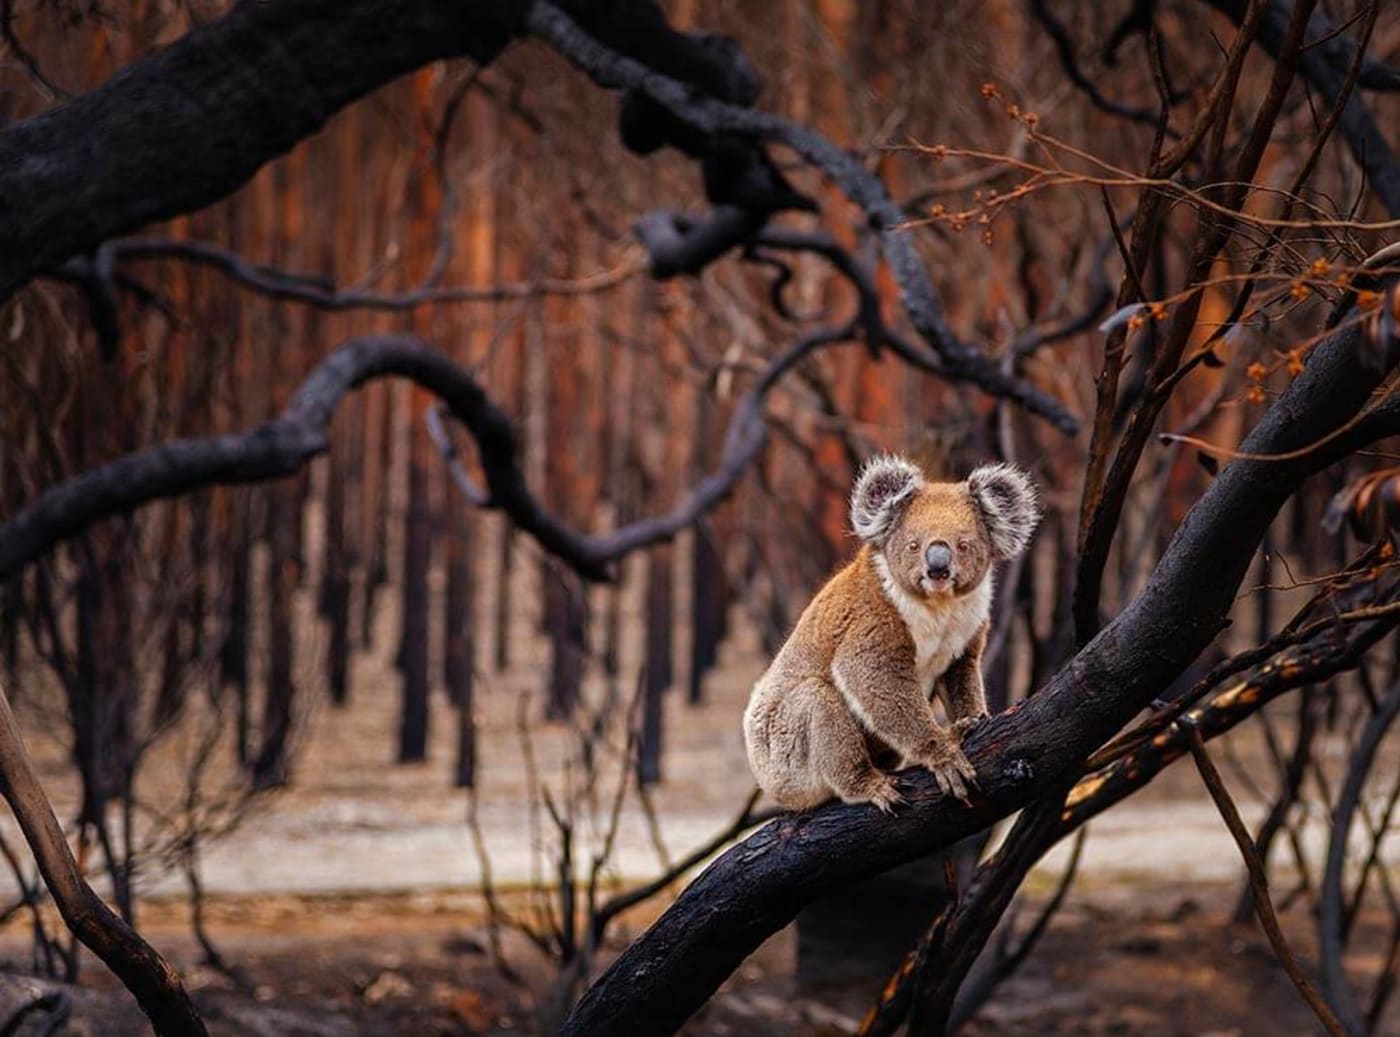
[0,0,510,301]
[0,335,606,580]
[67,237,642,313]
[430,320,857,576]
[1187,725,1350,1036]
[1319,678,1400,1035]
[865,556,1400,1036]
[0,681,206,1036]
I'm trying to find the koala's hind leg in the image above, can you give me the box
[806,681,904,813]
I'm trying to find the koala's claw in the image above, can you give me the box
[932,764,973,805]
[868,778,906,815]
[925,745,978,804]
[952,713,990,740]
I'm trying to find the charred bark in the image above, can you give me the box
[251,486,297,790]
[637,545,673,785]
[398,435,433,763]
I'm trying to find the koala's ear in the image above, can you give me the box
[850,455,923,544]
[968,463,1040,559]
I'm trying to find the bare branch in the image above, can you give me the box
[76,236,642,312]
[433,320,857,574]
[1319,679,1400,1035]
[1186,723,1350,1037]
[0,0,755,302]
[1028,0,1178,131]
[0,681,206,1035]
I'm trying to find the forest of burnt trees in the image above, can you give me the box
[1,0,1400,1034]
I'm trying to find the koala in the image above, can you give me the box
[742,456,1040,812]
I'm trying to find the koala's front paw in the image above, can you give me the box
[951,713,990,740]
[921,740,978,805]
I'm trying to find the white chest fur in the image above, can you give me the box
[874,557,993,692]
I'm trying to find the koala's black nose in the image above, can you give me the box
[925,541,952,580]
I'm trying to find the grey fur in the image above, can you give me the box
[967,463,1040,559]
[850,454,922,543]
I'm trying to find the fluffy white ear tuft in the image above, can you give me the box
[968,463,1040,559]
[850,455,923,544]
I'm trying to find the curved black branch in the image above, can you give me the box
[0,1,518,302]
[632,207,763,279]
[433,320,857,571]
[527,1,1079,434]
[0,335,597,580]
[0,320,861,585]
[563,318,1397,1035]
[1029,0,1180,130]
[72,237,642,311]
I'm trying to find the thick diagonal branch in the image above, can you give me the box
[865,557,1400,1036]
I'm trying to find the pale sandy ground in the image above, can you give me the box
[4,594,1394,905]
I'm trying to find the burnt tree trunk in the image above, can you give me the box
[494,525,514,673]
[1,575,18,683]
[73,544,137,924]
[442,372,476,780]
[396,67,446,760]
[320,428,352,706]
[398,425,433,762]
[251,485,297,789]
[539,265,589,721]
[688,519,726,706]
[221,499,253,766]
[637,545,673,785]
[360,382,393,650]
[544,568,587,721]
[444,499,476,787]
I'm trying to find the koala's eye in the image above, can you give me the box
[957,538,972,551]
[907,539,919,553]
